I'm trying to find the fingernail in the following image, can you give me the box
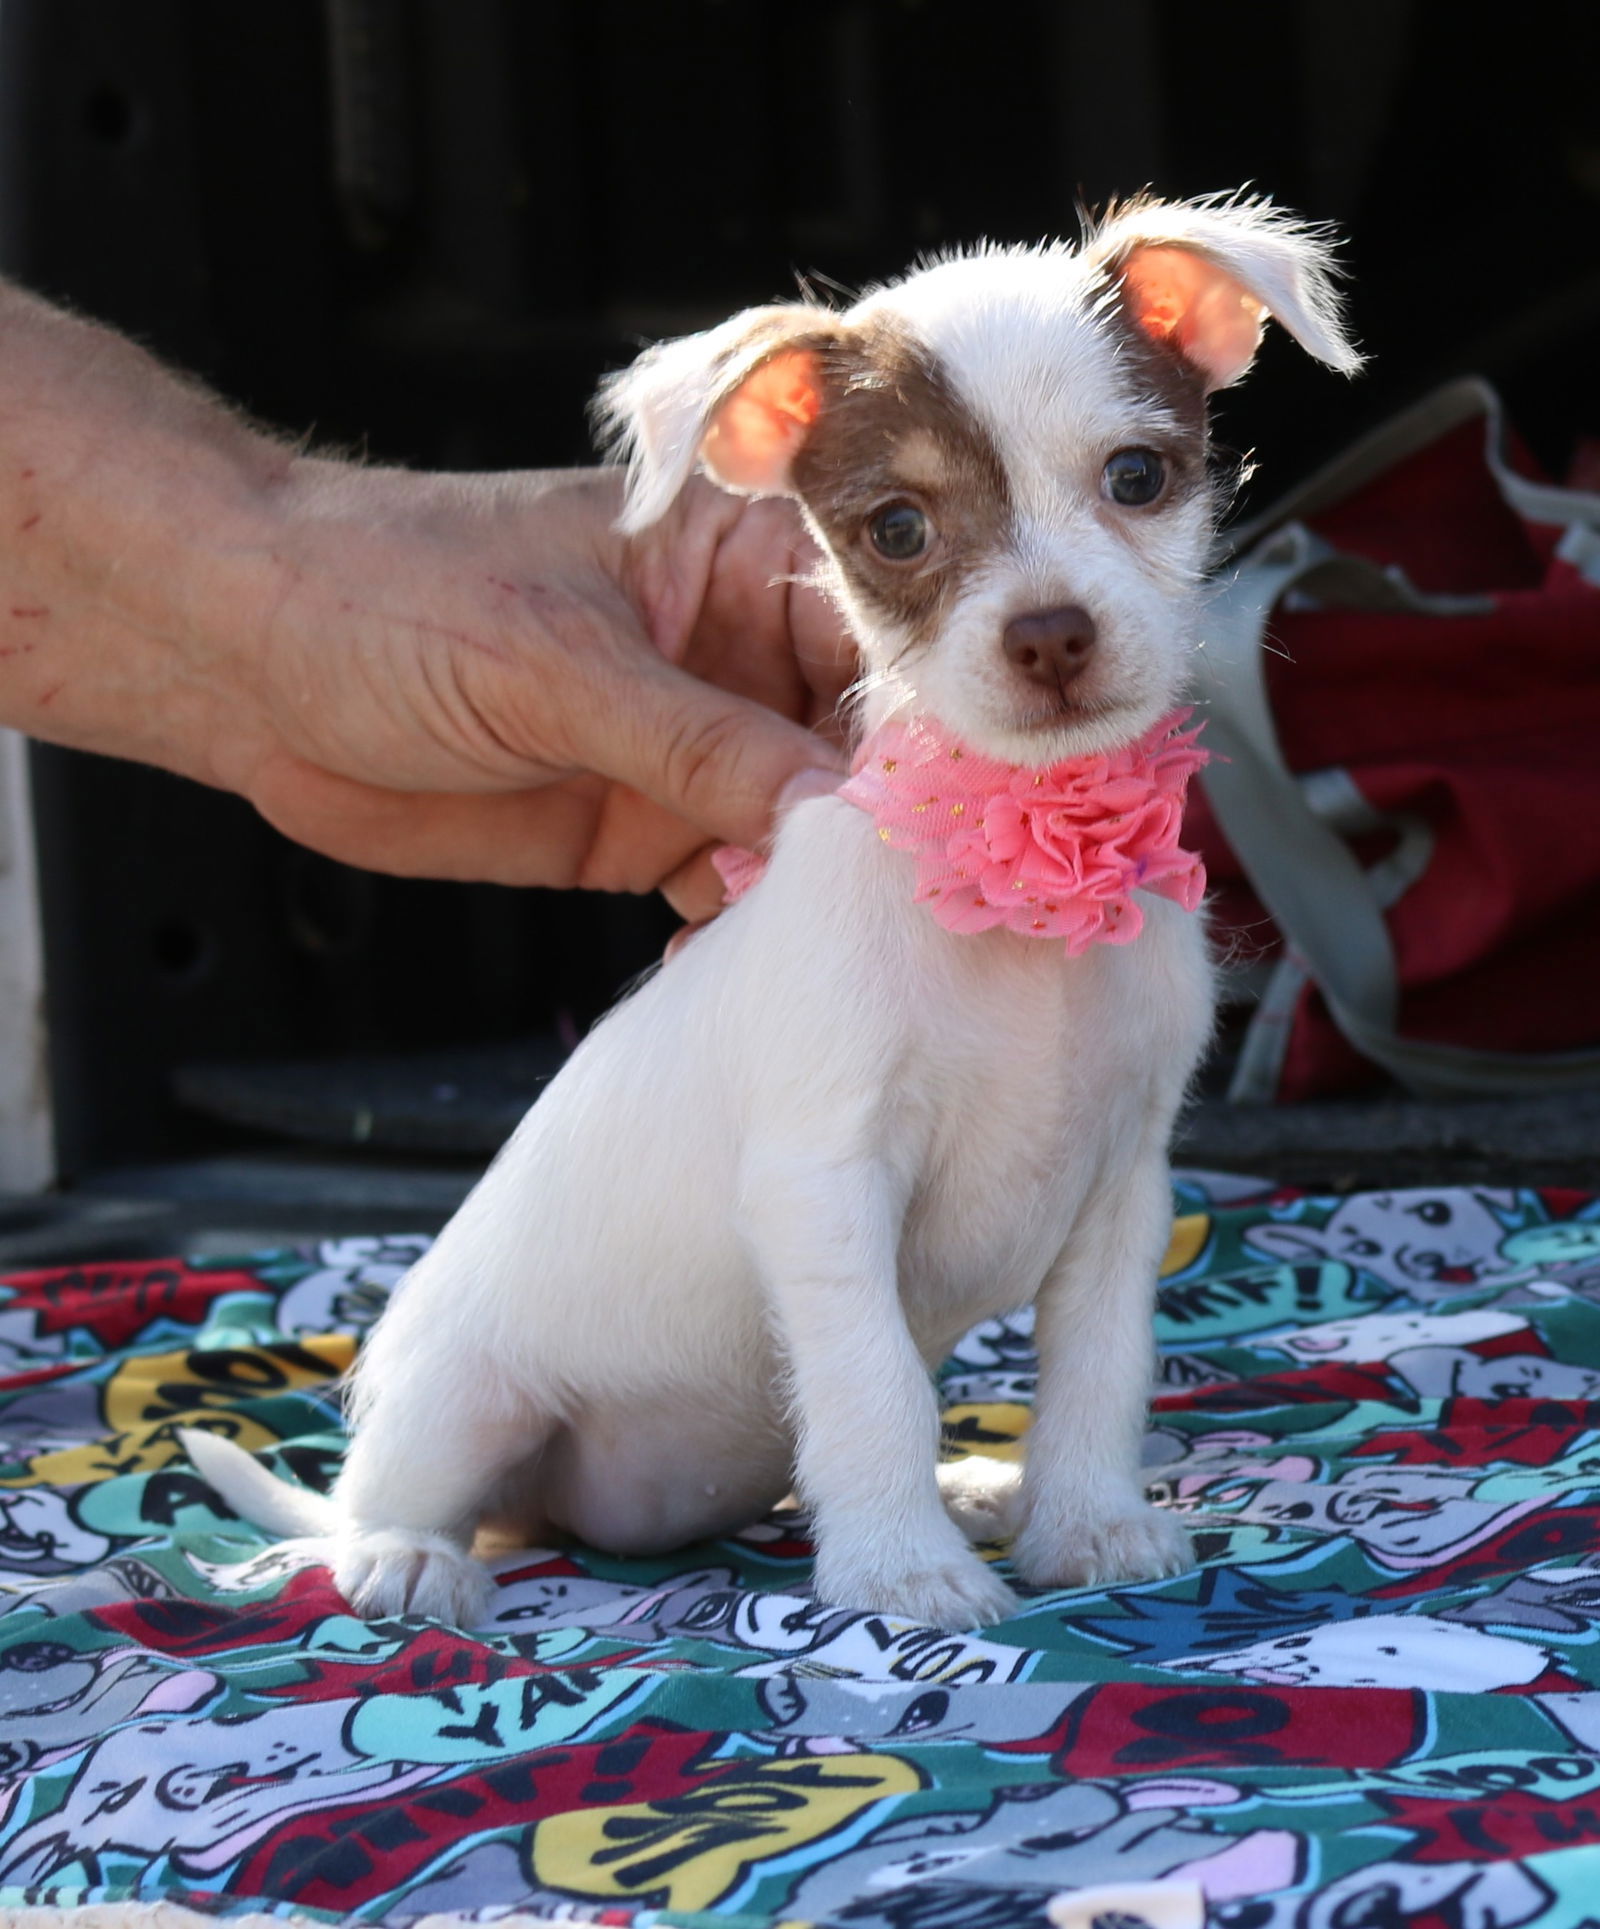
[778,766,845,812]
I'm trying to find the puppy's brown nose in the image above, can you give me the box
[1001,606,1097,688]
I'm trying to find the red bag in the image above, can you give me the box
[1186,379,1600,1102]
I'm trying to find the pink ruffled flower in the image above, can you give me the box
[715,709,1209,957]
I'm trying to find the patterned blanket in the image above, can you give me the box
[3,1175,1600,1929]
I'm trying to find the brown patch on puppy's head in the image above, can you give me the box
[1091,288,1217,524]
[1103,279,1210,445]
[788,320,1013,649]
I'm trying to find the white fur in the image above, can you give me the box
[187,196,1355,1630]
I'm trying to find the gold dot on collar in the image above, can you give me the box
[882,758,898,773]
[913,802,928,814]
[951,802,965,816]
[1033,773,1045,786]
[878,827,891,842]
[950,747,963,761]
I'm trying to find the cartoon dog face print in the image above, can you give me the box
[718,1593,1036,1684]
[1198,1462,1545,1571]
[0,1489,112,1574]
[1450,1561,1600,1639]
[489,1565,1035,1684]
[0,1644,221,1772]
[1388,1345,1600,1402]
[754,1676,1090,1751]
[273,1235,432,1339]
[487,1563,746,1634]
[1243,1190,1519,1298]
[784,1776,1300,1922]
[1266,1307,1526,1366]
[0,1698,434,1888]
[1286,1857,1552,1929]
[1171,1614,1548,1692]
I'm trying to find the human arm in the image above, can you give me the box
[0,279,854,917]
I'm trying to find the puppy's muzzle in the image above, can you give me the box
[1002,605,1097,690]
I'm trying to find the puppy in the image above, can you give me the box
[186,195,1356,1631]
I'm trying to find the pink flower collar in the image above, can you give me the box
[715,709,1209,956]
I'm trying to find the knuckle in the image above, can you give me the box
[656,706,750,816]
[572,837,653,894]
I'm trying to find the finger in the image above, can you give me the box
[657,844,728,924]
[247,754,611,887]
[685,496,858,717]
[785,544,860,708]
[249,745,773,894]
[578,656,845,856]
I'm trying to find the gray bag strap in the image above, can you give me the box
[1196,381,1600,1101]
[1223,374,1600,577]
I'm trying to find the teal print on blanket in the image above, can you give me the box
[347,1669,656,1762]
[1155,1257,1386,1343]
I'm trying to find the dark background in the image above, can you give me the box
[3,0,1598,1183]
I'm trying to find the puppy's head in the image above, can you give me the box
[598,194,1358,762]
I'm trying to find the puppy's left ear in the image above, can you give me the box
[594,304,844,533]
[1087,194,1363,390]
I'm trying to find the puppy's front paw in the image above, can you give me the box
[937,1455,1025,1541]
[1012,1501,1192,1591]
[815,1535,1018,1629]
[335,1526,493,1626]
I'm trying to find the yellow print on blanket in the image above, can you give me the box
[2,1335,353,1486]
[941,1401,1029,1462]
[532,1752,923,1911]
[1162,1211,1212,1278]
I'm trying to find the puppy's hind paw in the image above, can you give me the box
[335,1526,494,1627]
[1013,1501,1192,1592]
[937,1455,1025,1542]
[815,1541,1019,1630]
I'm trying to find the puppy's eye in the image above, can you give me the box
[1102,447,1168,507]
[866,500,932,561]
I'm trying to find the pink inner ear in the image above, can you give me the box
[1120,244,1267,390]
[700,347,824,494]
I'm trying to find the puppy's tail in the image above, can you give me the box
[179,1426,338,1537]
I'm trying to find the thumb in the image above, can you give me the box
[580,655,847,852]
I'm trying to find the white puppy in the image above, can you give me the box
[187,195,1356,1631]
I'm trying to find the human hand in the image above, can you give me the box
[0,279,855,920]
[217,464,854,920]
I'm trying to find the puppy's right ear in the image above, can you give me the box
[595,305,841,533]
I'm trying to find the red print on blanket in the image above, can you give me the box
[232,1726,734,1912]
[1354,1400,1600,1469]
[1371,1785,1600,1862]
[0,1259,264,1350]
[1053,1681,1430,1774]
